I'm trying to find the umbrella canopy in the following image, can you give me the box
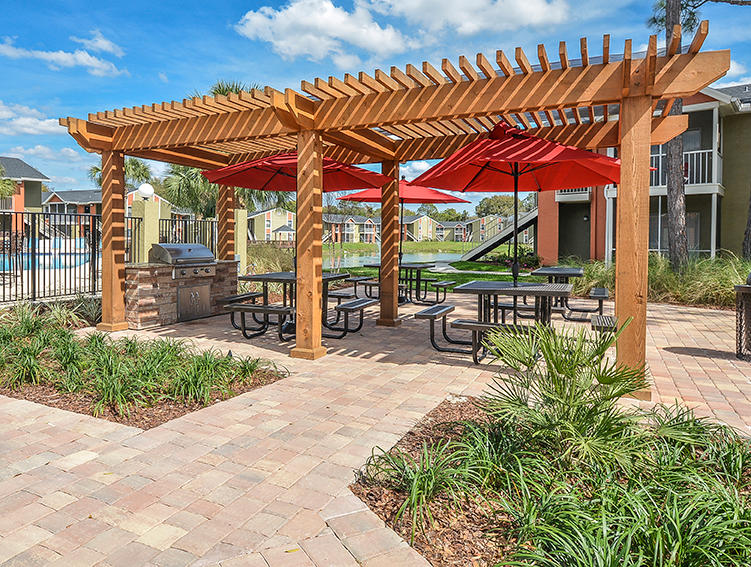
[411,121,621,283]
[337,180,470,204]
[202,152,390,191]
[411,121,621,193]
[338,179,469,260]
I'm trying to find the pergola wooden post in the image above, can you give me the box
[377,160,401,327]
[60,23,728,374]
[216,185,235,261]
[616,95,654,397]
[98,150,128,332]
[290,130,326,360]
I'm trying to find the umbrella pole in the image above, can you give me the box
[399,198,404,263]
[512,163,519,286]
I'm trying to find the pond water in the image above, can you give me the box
[324,251,462,269]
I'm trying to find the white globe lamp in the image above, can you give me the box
[136,183,155,201]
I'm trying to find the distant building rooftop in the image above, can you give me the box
[0,157,49,181]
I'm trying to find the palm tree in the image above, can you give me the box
[162,164,217,218]
[0,165,17,199]
[88,158,152,190]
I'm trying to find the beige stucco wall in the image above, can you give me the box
[249,208,296,241]
[720,113,751,255]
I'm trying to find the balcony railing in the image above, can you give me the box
[650,149,714,187]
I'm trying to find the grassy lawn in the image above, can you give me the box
[337,266,546,288]
[324,240,468,256]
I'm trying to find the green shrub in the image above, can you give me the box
[568,252,751,307]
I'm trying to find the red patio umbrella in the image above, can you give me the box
[202,152,390,191]
[411,121,621,283]
[338,178,470,260]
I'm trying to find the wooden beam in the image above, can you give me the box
[476,53,497,79]
[128,147,230,170]
[646,35,657,94]
[314,52,727,133]
[406,64,432,87]
[667,24,682,57]
[580,37,589,66]
[422,61,447,85]
[602,34,610,64]
[290,130,326,360]
[390,66,416,89]
[559,41,569,69]
[526,114,687,148]
[98,150,128,332]
[111,106,292,152]
[60,117,113,152]
[622,39,632,96]
[689,20,708,53]
[515,47,533,74]
[377,160,401,327]
[538,44,550,72]
[442,58,462,82]
[321,128,396,160]
[496,50,514,76]
[217,185,235,261]
[615,95,652,397]
[459,55,479,81]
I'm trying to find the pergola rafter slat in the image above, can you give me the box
[60,23,729,377]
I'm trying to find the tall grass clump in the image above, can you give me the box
[568,251,751,307]
[359,324,751,564]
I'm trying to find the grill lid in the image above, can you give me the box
[148,243,215,265]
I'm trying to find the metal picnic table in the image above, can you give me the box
[452,280,573,326]
[530,266,584,308]
[238,271,351,335]
[363,262,437,304]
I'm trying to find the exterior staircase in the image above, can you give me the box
[460,208,538,261]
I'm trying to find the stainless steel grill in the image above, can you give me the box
[148,243,215,265]
[148,243,217,322]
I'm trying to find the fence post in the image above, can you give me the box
[29,213,37,301]
[234,209,247,273]
[131,199,160,262]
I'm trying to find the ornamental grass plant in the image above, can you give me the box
[0,303,285,417]
[359,323,751,566]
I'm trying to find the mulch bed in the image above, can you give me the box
[351,396,516,567]
[0,369,283,430]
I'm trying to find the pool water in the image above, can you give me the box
[0,252,96,271]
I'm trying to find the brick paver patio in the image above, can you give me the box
[1,296,749,566]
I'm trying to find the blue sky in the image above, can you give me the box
[1,0,749,213]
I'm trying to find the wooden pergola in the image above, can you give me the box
[61,23,728,373]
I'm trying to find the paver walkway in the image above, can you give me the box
[1,296,749,566]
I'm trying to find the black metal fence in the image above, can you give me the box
[159,218,217,256]
[0,212,101,302]
[0,211,145,303]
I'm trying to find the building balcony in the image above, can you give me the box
[650,148,722,191]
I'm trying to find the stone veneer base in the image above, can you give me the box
[125,260,238,330]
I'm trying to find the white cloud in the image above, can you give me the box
[713,59,751,88]
[0,101,62,135]
[235,0,414,68]
[400,160,431,181]
[70,30,124,57]
[372,0,569,36]
[0,37,127,77]
[158,72,169,83]
[6,145,90,163]
[50,175,79,185]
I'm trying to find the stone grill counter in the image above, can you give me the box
[125,260,238,329]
